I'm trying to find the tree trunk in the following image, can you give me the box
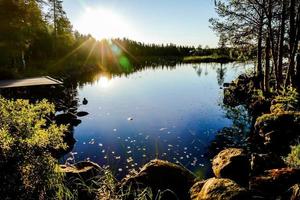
[277,0,286,89]
[257,15,264,90]
[53,0,57,58]
[286,0,296,86]
[265,0,275,78]
[265,36,271,94]
[293,4,300,87]
[296,53,300,87]
[21,50,26,69]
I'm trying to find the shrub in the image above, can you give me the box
[271,87,299,113]
[285,144,300,168]
[0,97,71,199]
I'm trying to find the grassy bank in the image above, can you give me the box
[183,55,235,63]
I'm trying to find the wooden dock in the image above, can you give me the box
[0,76,62,89]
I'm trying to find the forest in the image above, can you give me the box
[0,0,248,79]
[210,0,300,92]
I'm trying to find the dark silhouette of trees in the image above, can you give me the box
[211,0,300,92]
[0,0,247,78]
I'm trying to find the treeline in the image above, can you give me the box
[0,0,74,67]
[211,0,300,92]
[0,0,249,76]
[0,0,196,70]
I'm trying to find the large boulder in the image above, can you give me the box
[120,159,196,200]
[191,178,249,200]
[254,112,300,154]
[250,168,300,198]
[189,180,207,200]
[212,148,250,186]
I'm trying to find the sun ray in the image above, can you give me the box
[84,41,98,65]
[112,40,137,62]
[52,38,94,68]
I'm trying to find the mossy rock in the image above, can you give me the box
[255,112,300,154]
[250,168,300,198]
[191,178,249,200]
[120,159,196,200]
[212,148,250,186]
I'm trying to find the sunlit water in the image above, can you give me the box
[63,63,251,178]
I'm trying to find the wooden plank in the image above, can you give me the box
[0,76,63,88]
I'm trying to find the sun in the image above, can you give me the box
[98,76,111,88]
[75,7,133,40]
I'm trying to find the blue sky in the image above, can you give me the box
[63,0,219,47]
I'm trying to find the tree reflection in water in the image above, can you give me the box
[208,104,252,158]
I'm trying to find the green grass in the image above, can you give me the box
[183,55,235,63]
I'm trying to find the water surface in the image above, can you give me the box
[65,63,250,178]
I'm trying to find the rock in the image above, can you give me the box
[223,74,256,107]
[60,161,109,200]
[250,168,300,198]
[254,112,300,154]
[68,107,77,114]
[70,99,79,107]
[56,112,77,120]
[212,148,250,186]
[77,111,89,117]
[55,112,82,126]
[286,184,300,200]
[190,180,207,200]
[223,82,231,87]
[250,153,286,175]
[120,159,196,200]
[83,98,88,105]
[192,178,249,200]
[60,161,103,182]
[71,118,82,126]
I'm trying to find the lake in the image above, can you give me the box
[62,62,251,178]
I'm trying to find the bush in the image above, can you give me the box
[0,97,71,199]
[285,144,300,168]
[271,87,299,113]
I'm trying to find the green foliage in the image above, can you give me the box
[273,87,299,112]
[253,89,265,99]
[0,97,71,199]
[285,144,300,168]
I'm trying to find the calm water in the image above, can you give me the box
[64,62,250,178]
